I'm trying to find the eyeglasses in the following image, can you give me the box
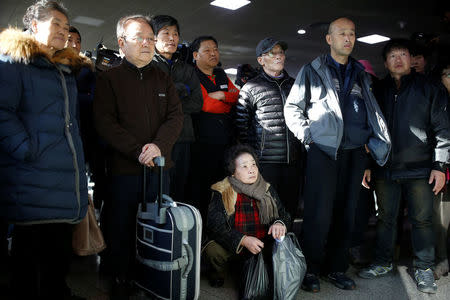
[262,50,285,58]
[122,36,157,44]
[442,72,450,78]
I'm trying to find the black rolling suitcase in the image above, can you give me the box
[135,157,202,300]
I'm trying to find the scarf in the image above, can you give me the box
[228,174,278,224]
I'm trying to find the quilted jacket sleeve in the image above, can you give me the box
[0,60,34,162]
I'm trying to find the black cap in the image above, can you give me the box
[256,37,288,57]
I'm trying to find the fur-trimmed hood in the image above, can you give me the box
[79,52,94,71]
[0,28,90,72]
[211,177,238,216]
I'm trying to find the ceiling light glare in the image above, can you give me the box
[225,68,238,75]
[72,16,104,27]
[210,0,251,10]
[357,34,390,45]
[297,29,306,35]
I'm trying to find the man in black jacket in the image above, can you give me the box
[189,35,239,221]
[359,39,450,294]
[94,15,183,296]
[150,15,203,203]
[236,37,302,215]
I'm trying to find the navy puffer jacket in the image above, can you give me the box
[0,29,88,224]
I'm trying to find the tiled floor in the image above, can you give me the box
[1,220,450,299]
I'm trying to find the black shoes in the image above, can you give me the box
[301,273,320,292]
[325,272,356,290]
[302,271,356,292]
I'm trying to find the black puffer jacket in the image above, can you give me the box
[374,72,450,179]
[152,52,203,143]
[236,70,300,163]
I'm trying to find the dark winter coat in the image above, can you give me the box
[0,28,88,224]
[76,57,96,162]
[236,70,300,163]
[152,52,202,143]
[374,72,450,179]
[94,59,183,174]
[206,177,291,254]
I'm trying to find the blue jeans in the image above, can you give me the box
[374,178,435,269]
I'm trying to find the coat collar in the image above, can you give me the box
[211,177,237,216]
[0,28,88,73]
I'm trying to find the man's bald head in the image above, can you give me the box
[328,17,355,34]
[326,17,356,64]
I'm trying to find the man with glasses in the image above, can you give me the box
[94,15,183,297]
[236,37,302,216]
[284,17,391,292]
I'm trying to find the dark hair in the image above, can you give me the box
[382,38,412,61]
[23,0,68,30]
[235,63,258,88]
[69,26,81,42]
[225,144,259,175]
[150,15,180,36]
[432,60,450,81]
[190,35,218,53]
[410,42,430,58]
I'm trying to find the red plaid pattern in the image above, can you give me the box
[234,193,267,240]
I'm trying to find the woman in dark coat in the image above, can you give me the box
[204,144,291,291]
[0,1,88,298]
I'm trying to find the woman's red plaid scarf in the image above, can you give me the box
[234,193,267,240]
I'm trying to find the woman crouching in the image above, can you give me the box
[204,144,291,291]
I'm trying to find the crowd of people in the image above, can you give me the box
[0,0,450,299]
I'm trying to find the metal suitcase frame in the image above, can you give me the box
[135,157,202,300]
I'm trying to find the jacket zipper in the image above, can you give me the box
[390,93,398,165]
[277,79,291,164]
[265,73,291,164]
[57,67,81,220]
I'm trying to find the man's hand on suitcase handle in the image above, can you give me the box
[139,143,161,167]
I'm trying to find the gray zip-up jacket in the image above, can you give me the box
[284,54,391,166]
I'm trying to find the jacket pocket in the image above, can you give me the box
[157,91,168,117]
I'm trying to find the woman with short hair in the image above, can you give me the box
[204,144,291,293]
[0,1,88,298]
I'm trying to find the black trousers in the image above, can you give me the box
[189,142,228,222]
[11,223,73,300]
[104,171,169,280]
[169,142,191,203]
[260,162,303,219]
[302,144,367,274]
[351,187,375,247]
[0,220,8,262]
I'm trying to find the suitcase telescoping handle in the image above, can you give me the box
[142,156,165,213]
